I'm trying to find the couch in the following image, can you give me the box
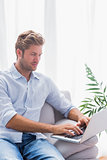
[39,91,98,160]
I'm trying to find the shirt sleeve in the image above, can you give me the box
[0,77,17,126]
[46,78,76,118]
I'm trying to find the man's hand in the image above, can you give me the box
[52,123,83,136]
[68,108,90,127]
[77,115,90,127]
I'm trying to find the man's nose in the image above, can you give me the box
[34,56,40,62]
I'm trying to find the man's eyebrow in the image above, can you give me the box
[31,52,43,55]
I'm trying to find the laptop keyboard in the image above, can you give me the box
[65,133,83,140]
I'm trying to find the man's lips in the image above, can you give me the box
[32,63,38,67]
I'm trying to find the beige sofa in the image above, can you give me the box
[39,91,98,160]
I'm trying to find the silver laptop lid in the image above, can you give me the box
[81,108,107,143]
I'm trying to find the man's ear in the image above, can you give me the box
[16,49,22,59]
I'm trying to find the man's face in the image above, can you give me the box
[18,45,42,72]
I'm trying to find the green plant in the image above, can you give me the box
[79,64,107,117]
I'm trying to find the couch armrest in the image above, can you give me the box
[54,90,71,122]
[39,90,71,124]
[39,103,55,124]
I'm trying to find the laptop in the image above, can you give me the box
[51,108,107,143]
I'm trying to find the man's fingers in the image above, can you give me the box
[65,125,83,135]
[65,130,75,136]
[77,116,90,127]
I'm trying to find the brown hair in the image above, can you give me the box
[15,30,45,57]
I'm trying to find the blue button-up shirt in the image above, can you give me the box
[0,64,75,143]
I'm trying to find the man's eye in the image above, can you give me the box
[31,53,35,56]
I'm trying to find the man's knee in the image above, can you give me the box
[83,135,98,147]
[54,136,98,159]
[67,145,98,160]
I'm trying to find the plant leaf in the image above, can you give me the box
[104,86,107,93]
[87,77,96,81]
[84,110,92,115]
[81,100,92,103]
[86,103,96,107]
[88,111,93,117]
[98,107,103,112]
[87,88,100,91]
[94,97,101,106]
[86,84,98,86]
[91,92,103,94]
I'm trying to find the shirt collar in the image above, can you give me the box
[31,72,39,80]
[10,63,39,80]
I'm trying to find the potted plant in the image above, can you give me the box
[79,64,107,117]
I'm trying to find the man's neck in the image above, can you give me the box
[14,63,31,81]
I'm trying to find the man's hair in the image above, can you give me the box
[15,30,45,57]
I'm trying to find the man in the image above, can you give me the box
[0,30,98,160]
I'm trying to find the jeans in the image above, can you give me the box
[0,133,65,160]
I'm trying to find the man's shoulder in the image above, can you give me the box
[0,70,11,78]
[0,70,11,86]
[33,72,55,87]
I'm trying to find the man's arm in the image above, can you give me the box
[6,113,83,135]
[6,114,53,133]
[68,108,90,126]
